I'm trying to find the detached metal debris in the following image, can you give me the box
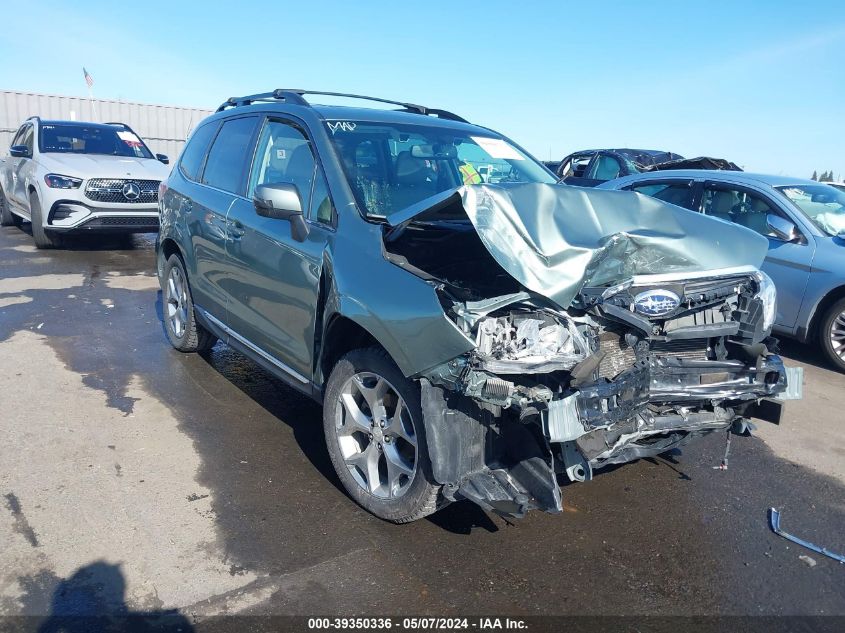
[768,507,845,564]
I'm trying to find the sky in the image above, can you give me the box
[1,0,843,179]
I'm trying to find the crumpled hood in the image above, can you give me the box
[39,153,171,180]
[389,183,769,308]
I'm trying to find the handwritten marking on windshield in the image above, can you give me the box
[327,121,357,134]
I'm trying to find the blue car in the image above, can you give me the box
[599,170,845,371]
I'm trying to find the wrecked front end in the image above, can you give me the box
[383,183,795,518]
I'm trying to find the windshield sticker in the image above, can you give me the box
[327,121,357,134]
[117,130,142,148]
[471,136,524,160]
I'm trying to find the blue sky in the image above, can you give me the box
[2,0,843,179]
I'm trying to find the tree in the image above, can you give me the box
[812,170,818,180]
[821,171,833,182]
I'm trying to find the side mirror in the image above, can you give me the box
[767,214,800,242]
[253,183,310,242]
[156,153,169,165]
[10,145,29,158]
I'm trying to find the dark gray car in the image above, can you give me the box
[156,90,791,523]
[599,170,845,371]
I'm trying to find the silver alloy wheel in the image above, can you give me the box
[830,309,845,360]
[335,372,418,499]
[166,266,189,339]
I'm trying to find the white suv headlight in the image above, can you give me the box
[44,173,83,189]
[753,271,777,332]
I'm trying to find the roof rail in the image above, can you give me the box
[216,90,309,112]
[104,121,130,128]
[215,89,468,123]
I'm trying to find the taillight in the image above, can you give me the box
[158,181,168,198]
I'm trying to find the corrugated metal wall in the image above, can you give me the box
[0,90,213,161]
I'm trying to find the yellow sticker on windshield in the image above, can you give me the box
[471,136,524,160]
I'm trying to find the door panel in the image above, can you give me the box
[185,115,259,320]
[761,239,815,329]
[223,198,328,380]
[184,185,236,318]
[3,126,23,203]
[223,118,333,381]
[8,125,33,209]
[700,181,813,329]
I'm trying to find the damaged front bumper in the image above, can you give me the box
[555,353,787,465]
[421,349,789,518]
[420,350,789,518]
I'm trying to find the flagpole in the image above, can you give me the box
[84,68,97,121]
[88,86,97,121]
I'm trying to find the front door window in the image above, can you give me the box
[701,185,787,238]
[248,120,316,211]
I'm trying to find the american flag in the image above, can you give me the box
[83,67,94,88]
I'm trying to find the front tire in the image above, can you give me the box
[29,193,62,249]
[162,254,217,352]
[323,348,441,523]
[819,297,845,372]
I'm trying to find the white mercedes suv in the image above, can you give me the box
[0,117,171,248]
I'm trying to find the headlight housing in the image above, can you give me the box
[753,270,777,332]
[44,174,83,189]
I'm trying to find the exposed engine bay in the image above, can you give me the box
[383,183,795,518]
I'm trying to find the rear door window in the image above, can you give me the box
[630,181,695,210]
[179,121,219,182]
[201,117,259,194]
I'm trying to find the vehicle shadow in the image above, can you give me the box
[20,561,192,632]
[13,222,151,251]
[60,234,143,251]
[778,337,840,374]
[575,447,694,482]
[196,341,345,496]
[426,499,500,534]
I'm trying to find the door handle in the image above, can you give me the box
[228,220,245,240]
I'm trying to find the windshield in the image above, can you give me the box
[776,184,845,236]
[39,124,153,159]
[324,120,555,218]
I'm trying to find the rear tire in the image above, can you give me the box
[0,187,22,227]
[29,193,62,249]
[323,347,441,523]
[162,254,217,352]
[819,297,845,373]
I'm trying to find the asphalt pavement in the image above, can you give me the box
[1,224,843,626]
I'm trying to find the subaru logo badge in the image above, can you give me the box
[633,289,681,317]
[122,181,141,201]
